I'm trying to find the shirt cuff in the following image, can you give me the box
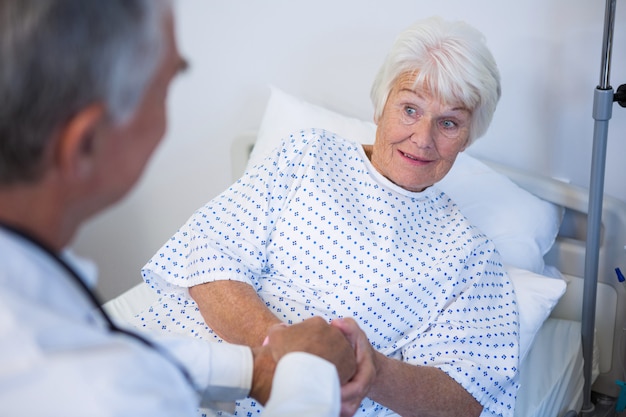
[263,352,340,417]
[198,343,253,410]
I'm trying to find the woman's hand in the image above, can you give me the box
[331,318,377,417]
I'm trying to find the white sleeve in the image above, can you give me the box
[262,352,341,417]
[146,333,254,411]
[0,301,204,417]
[0,292,255,417]
[157,337,342,417]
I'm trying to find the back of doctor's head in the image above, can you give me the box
[370,16,501,146]
[0,0,170,184]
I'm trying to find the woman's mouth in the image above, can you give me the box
[400,150,429,163]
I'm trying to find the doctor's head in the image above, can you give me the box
[0,0,186,220]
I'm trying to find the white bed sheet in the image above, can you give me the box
[103,281,158,322]
[514,318,585,417]
[104,283,596,417]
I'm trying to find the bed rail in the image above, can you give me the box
[483,157,626,399]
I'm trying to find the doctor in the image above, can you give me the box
[0,1,371,416]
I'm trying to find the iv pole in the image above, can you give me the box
[581,0,625,414]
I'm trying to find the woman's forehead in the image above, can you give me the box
[390,73,470,112]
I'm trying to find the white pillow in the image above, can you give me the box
[249,85,377,169]
[506,265,566,361]
[251,86,563,274]
[437,153,563,274]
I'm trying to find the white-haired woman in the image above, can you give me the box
[140,16,518,417]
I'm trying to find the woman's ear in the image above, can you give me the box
[55,103,107,181]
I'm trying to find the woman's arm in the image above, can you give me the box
[369,350,482,417]
[189,280,282,346]
[332,318,481,417]
[190,280,483,417]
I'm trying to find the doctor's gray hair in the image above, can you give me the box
[370,16,501,146]
[0,0,169,183]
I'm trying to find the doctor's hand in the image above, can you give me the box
[265,317,357,383]
[331,317,377,417]
[250,317,358,404]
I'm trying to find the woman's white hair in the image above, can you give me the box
[370,16,501,145]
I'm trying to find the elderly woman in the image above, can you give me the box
[139,16,519,417]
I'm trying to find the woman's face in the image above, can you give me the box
[371,72,471,192]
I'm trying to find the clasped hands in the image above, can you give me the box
[250,316,376,417]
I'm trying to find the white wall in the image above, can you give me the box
[71,0,626,302]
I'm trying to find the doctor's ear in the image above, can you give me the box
[55,103,107,180]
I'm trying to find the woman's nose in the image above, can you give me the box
[409,117,436,148]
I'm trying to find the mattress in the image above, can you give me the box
[514,317,597,417]
[103,281,158,322]
[104,284,595,417]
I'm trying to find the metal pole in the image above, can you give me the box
[581,0,616,414]
[599,0,617,91]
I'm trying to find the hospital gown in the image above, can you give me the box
[138,129,521,417]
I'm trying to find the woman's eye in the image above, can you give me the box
[441,119,457,129]
[404,106,416,116]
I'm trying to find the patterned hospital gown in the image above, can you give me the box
[135,129,520,417]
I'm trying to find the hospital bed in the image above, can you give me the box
[104,87,626,417]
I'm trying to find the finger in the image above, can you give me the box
[267,322,289,335]
[341,379,365,402]
[332,318,376,381]
[330,317,355,332]
[338,349,374,415]
[340,383,363,417]
[340,400,360,417]
[341,362,371,401]
[330,317,360,347]
[265,322,288,345]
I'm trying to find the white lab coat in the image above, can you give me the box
[0,228,340,417]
